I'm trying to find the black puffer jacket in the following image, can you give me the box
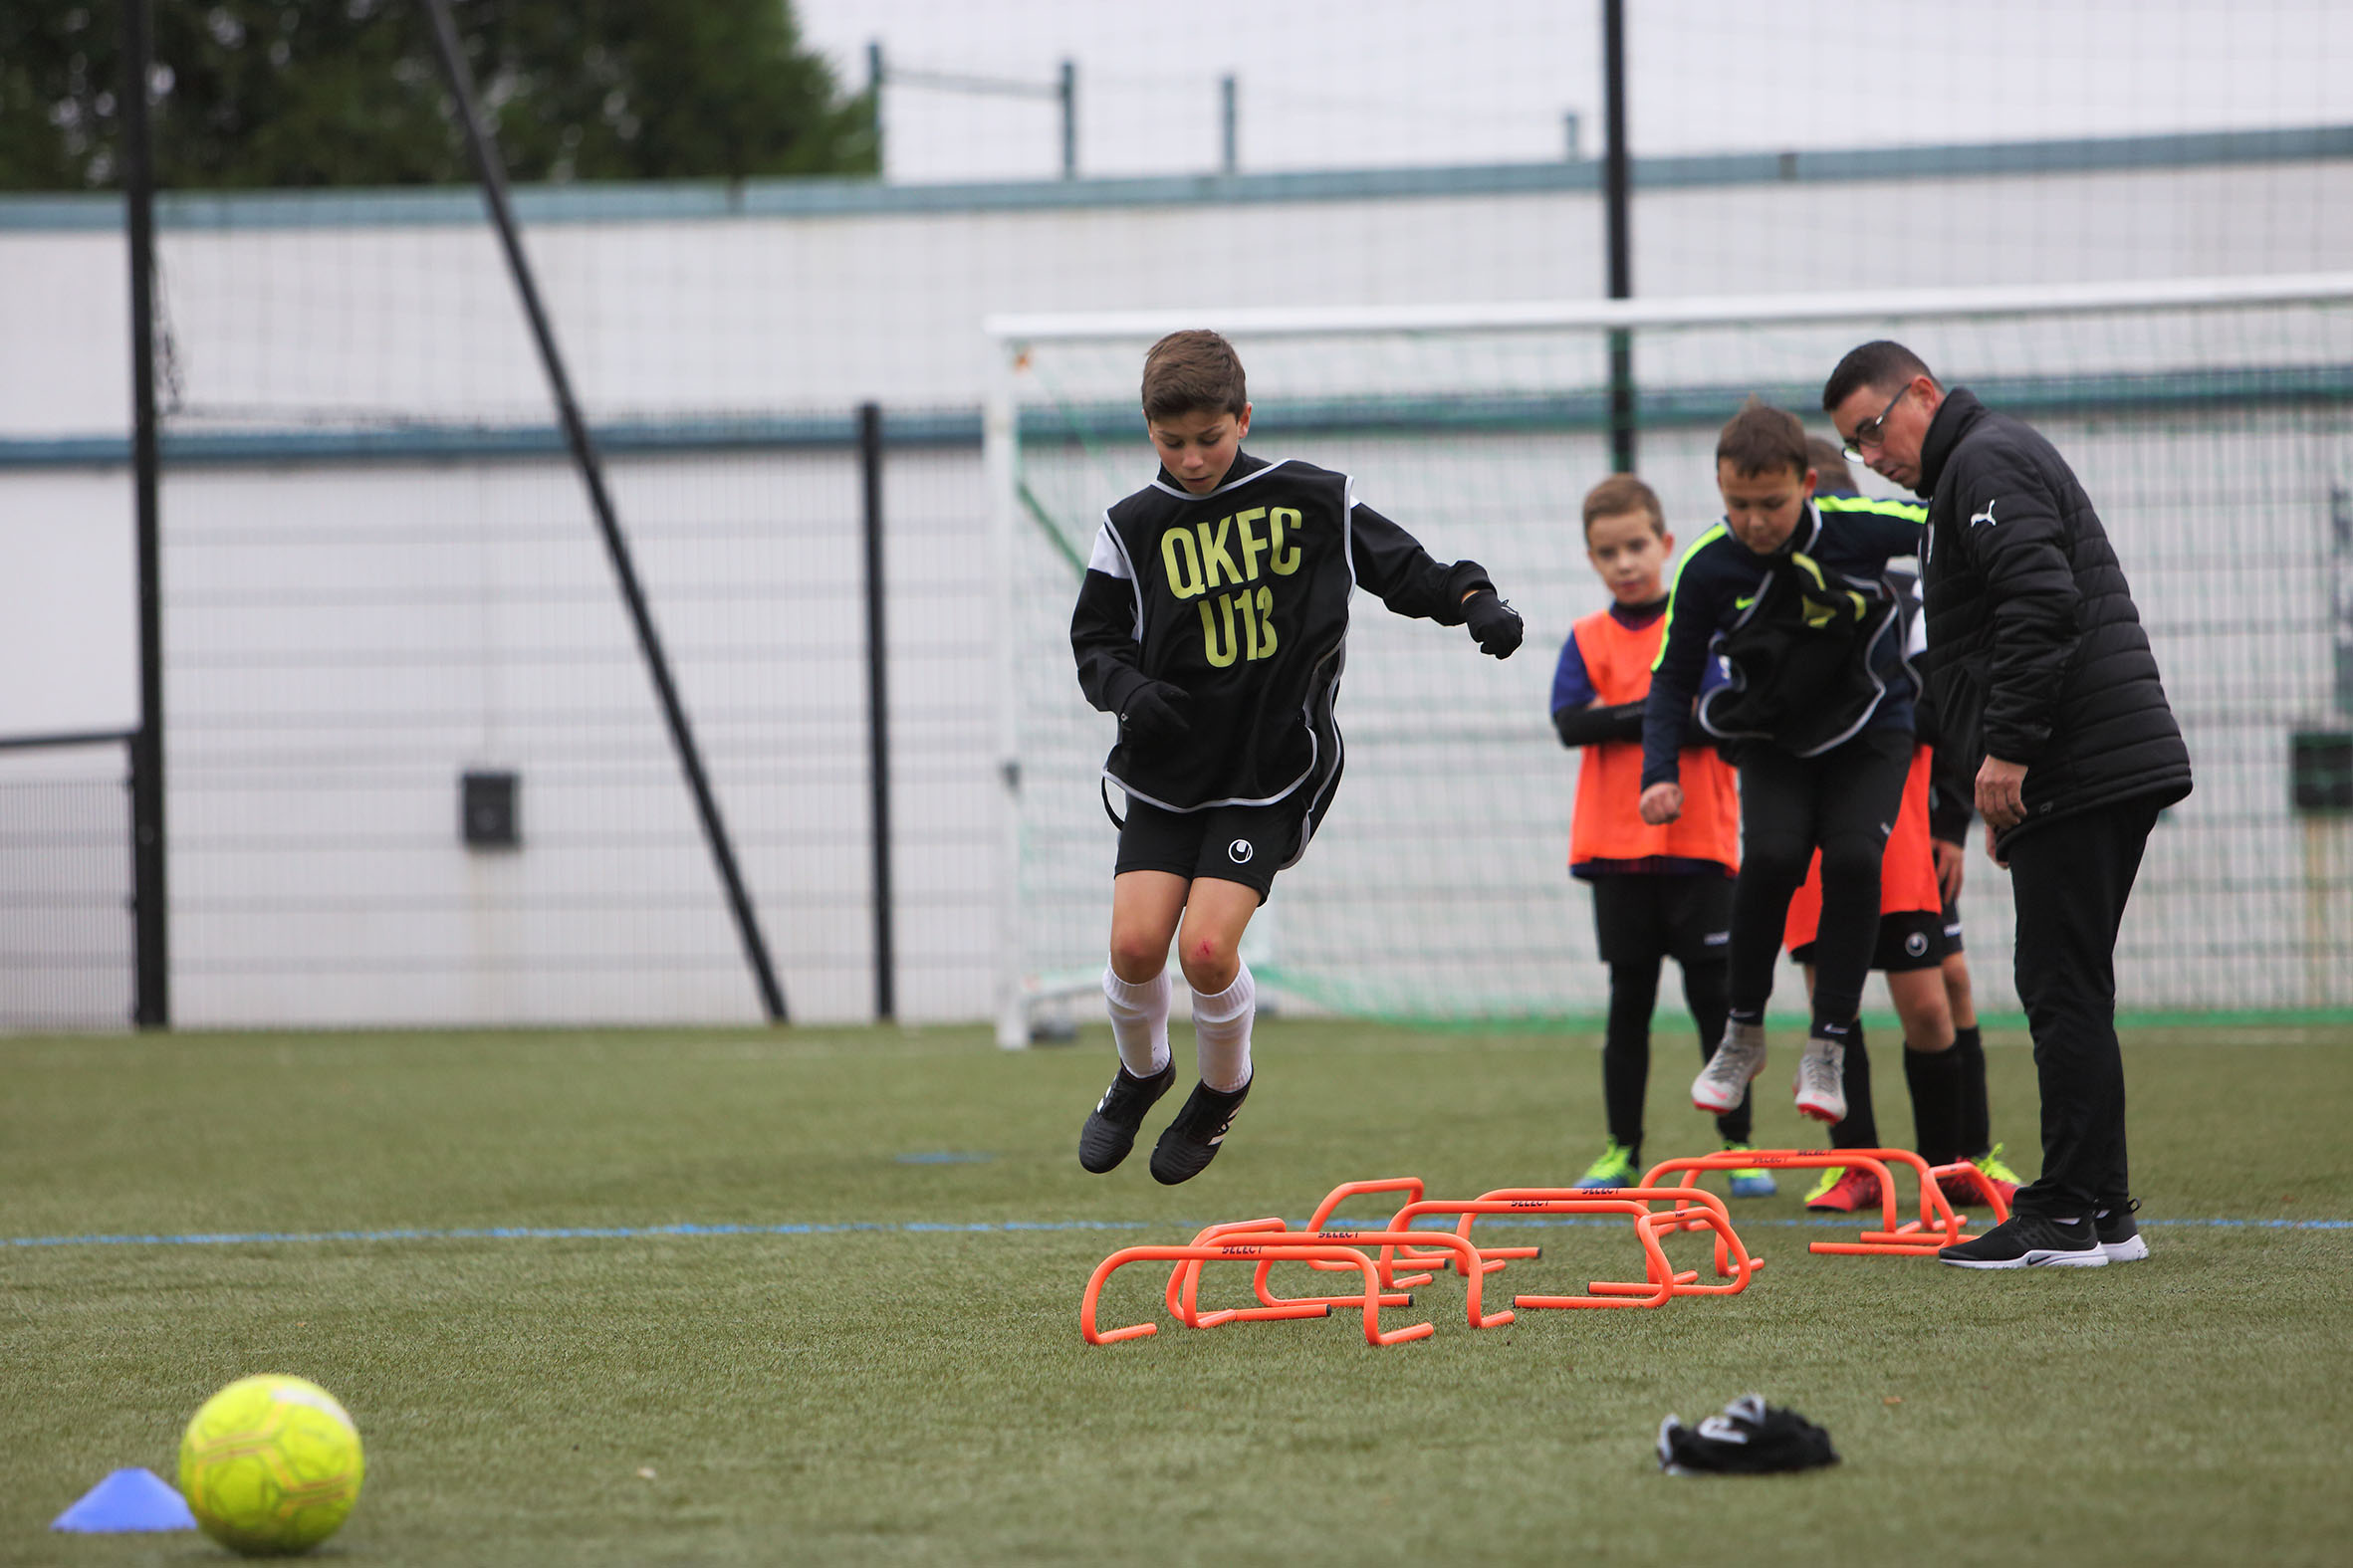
[1915,387,2192,850]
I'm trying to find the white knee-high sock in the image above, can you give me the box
[1102,966,1172,1078]
[1191,964,1256,1093]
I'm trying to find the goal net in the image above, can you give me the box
[985,275,2353,1041]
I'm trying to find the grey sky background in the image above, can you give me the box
[797,1,2351,183]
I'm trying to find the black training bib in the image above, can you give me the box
[1096,459,1358,810]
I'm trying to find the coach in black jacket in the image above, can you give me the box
[1825,341,2191,1270]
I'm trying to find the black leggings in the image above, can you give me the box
[1727,727,1914,1028]
[1604,956,1746,1152]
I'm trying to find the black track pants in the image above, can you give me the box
[1726,728,1914,1026]
[2004,796,2161,1217]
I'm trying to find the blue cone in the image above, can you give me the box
[51,1467,198,1532]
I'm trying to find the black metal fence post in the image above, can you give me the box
[122,0,167,1028]
[859,403,896,1022]
[1059,61,1077,178]
[1602,0,1637,473]
[1221,76,1239,175]
[866,41,885,172]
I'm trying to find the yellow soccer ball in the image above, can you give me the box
[177,1375,364,1556]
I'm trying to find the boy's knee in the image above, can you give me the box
[1107,931,1169,982]
[1179,936,1240,994]
[1901,999,1956,1050]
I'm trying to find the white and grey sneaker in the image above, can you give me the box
[1940,1211,2107,1269]
[2094,1200,2150,1262]
[1792,1034,1847,1124]
[1692,1020,1767,1114]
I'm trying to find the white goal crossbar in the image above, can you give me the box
[986,271,2353,348]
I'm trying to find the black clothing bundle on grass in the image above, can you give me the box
[1657,1395,1840,1475]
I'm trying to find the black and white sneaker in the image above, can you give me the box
[1939,1211,2107,1269]
[1077,1061,1176,1174]
[1148,1077,1251,1186]
[2095,1200,2150,1263]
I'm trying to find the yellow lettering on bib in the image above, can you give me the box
[1199,594,1239,667]
[1161,527,1205,599]
[1234,508,1269,581]
[1269,508,1302,574]
[1198,517,1243,588]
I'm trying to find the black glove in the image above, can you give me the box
[1462,590,1524,659]
[1118,681,1193,750]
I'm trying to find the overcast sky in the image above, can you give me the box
[796,0,2352,184]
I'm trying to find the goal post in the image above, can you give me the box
[985,273,2353,1043]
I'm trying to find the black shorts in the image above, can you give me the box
[1113,792,1309,901]
[1589,872,1735,969]
[1942,894,1966,955]
[1790,908,1946,973]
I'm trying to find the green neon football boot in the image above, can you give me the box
[1974,1143,2024,1198]
[1720,1143,1777,1198]
[1574,1140,1640,1190]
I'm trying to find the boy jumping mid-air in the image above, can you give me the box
[1639,399,1926,1131]
[1069,330,1524,1183]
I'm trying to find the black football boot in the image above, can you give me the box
[1078,1061,1177,1174]
[1147,1076,1252,1186]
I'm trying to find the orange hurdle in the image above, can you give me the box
[1164,1217,1516,1332]
[1374,1195,1744,1308]
[1640,1148,1992,1255]
[1164,1218,1410,1328]
[1082,1240,1432,1346]
[1929,1159,2014,1226]
[1467,1187,1762,1299]
[1308,1180,1755,1300]
[1080,1171,1776,1345]
[1298,1177,1540,1287]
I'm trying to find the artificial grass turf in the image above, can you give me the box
[2,1021,2349,1566]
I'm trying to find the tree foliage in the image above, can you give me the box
[0,1,878,190]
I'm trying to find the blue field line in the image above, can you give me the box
[5,1214,2347,1250]
[1,1220,1162,1249]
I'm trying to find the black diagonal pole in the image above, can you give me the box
[1602,0,1636,473]
[419,0,787,1022]
[122,0,167,1028]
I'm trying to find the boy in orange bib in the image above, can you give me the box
[1551,476,1769,1196]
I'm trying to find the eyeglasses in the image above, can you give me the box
[1841,384,1910,463]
